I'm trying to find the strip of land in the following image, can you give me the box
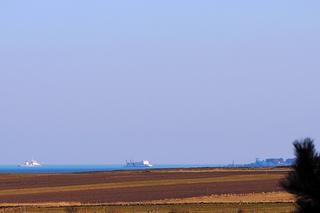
[0,168,290,204]
[150,192,294,204]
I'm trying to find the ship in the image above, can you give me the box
[20,160,42,167]
[125,160,152,168]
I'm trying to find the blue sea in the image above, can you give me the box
[0,164,224,173]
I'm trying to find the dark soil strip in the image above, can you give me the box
[0,179,282,203]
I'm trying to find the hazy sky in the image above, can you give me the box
[0,1,320,164]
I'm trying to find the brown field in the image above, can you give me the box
[0,168,291,204]
[0,203,295,213]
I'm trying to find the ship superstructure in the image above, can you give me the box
[20,160,41,167]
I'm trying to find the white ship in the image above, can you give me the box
[20,160,42,167]
[125,160,152,168]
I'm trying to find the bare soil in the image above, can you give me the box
[0,168,288,203]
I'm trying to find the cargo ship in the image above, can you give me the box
[125,160,152,168]
[20,160,42,167]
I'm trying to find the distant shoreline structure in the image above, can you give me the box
[228,157,295,168]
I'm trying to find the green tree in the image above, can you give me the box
[281,138,320,212]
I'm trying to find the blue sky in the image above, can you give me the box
[0,1,320,164]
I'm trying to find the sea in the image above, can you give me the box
[0,164,225,173]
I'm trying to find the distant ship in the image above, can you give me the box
[125,160,152,168]
[20,160,42,167]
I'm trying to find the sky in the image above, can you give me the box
[0,1,320,164]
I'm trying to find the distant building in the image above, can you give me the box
[265,158,284,165]
[285,158,296,165]
[247,157,295,167]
